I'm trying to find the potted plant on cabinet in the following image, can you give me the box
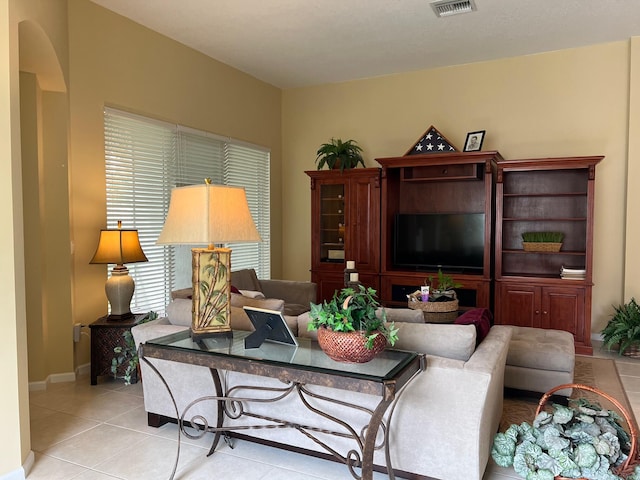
[428,269,462,301]
[601,298,640,357]
[307,285,398,363]
[315,138,365,173]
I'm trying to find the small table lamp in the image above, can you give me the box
[90,220,148,320]
[157,180,261,339]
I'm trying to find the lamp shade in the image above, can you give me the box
[90,227,148,265]
[157,183,261,246]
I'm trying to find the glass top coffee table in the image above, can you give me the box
[140,330,426,480]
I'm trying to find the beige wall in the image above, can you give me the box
[627,37,640,300]
[67,0,282,367]
[282,41,634,334]
[2,0,29,475]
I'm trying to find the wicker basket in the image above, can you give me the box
[408,289,458,313]
[623,344,640,359]
[523,242,562,252]
[535,383,639,480]
[317,327,387,363]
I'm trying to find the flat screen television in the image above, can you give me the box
[393,213,485,272]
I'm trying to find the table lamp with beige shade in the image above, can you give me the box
[157,180,261,339]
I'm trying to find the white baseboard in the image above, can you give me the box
[28,373,74,391]
[0,451,32,480]
[76,362,91,376]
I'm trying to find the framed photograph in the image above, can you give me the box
[464,130,485,152]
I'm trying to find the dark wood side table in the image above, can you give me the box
[90,314,147,385]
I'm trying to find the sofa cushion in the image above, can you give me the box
[239,290,266,299]
[230,293,285,312]
[394,322,477,361]
[298,311,477,362]
[171,288,193,300]
[454,308,492,345]
[166,298,192,326]
[284,303,311,317]
[378,307,424,324]
[231,268,262,292]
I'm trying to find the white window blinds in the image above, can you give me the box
[104,107,270,315]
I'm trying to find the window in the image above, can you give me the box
[104,108,270,314]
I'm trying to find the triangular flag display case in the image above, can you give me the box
[405,125,458,155]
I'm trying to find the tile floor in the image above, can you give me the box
[27,341,640,480]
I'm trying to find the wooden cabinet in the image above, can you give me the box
[376,151,501,309]
[90,314,147,385]
[306,168,381,302]
[494,156,603,354]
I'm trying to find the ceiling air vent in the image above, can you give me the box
[430,0,477,17]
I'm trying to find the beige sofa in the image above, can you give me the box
[132,303,511,480]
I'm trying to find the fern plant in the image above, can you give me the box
[601,298,640,355]
[315,138,365,173]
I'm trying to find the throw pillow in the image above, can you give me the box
[239,289,266,299]
[171,288,192,300]
[454,308,492,345]
[230,293,285,313]
[231,268,262,293]
[166,298,192,326]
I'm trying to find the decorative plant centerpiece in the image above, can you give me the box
[522,231,565,252]
[428,269,462,301]
[601,298,640,358]
[315,138,365,173]
[407,269,461,314]
[112,311,157,384]
[493,386,640,480]
[308,285,398,363]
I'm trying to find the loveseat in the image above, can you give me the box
[132,301,512,480]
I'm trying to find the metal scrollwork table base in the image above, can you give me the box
[140,330,425,480]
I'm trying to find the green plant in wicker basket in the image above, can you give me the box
[492,397,640,480]
[522,231,565,243]
[427,269,462,300]
[601,298,640,356]
[307,285,398,349]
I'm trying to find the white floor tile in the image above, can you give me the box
[31,412,101,452]
[41,424,149,468]
[25,453,88,480]
[91,434,206,480]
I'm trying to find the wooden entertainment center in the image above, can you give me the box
[307,151,603,353]
[377,151,500,310]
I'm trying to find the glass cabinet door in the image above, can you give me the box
[320,183,345,264]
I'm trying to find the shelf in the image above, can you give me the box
[502,217,587,222]
[401,163,481,182]
[502,249,586,256]
[503,192,587,198]
[500,272,582,280]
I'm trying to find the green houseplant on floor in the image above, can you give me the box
[315,138,365,173]
[601,298,640,357]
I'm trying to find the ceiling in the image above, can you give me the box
[90,0,640,89]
